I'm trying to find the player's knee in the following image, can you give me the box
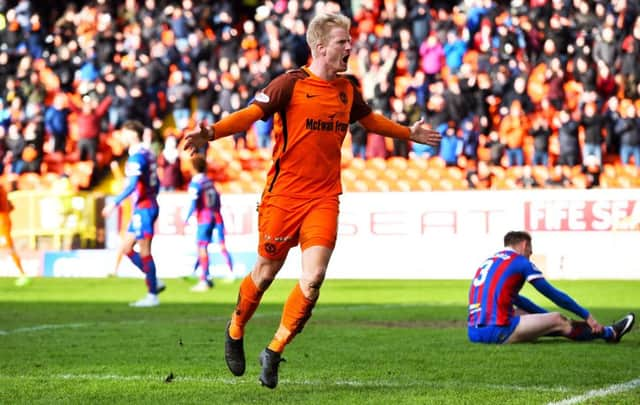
[300,274,325,300]
[252,260,280,290]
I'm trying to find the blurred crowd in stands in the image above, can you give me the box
[0,0,638,193]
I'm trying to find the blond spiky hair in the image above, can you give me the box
[306,12,351,57]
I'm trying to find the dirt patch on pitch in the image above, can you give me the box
[359,319,465,329]
[317,319,465,329]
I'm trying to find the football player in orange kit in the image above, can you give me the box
[0,182,28,286]
[184,12,441,389]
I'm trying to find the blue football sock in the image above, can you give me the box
[141,255,158,294]
[127,251,144,271]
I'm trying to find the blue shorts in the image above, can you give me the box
[196,221,216,243]
[468,316,520,344]
[214,221,226,243]
[127,206,159,240]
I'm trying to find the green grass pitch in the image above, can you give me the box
[1,278,639,404]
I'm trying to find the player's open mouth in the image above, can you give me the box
[342,55,349,63]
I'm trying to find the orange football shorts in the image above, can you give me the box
[257,194,339,260]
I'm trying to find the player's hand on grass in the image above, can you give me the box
[184,122,214,155]
[586,314,603,334]
[409,118,441,147]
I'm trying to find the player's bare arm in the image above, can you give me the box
[409,118,442,147]
[183,122,213,154]
[359,113,442,147]
[183,104,264,155]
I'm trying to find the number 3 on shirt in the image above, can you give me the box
[472,259,493,287]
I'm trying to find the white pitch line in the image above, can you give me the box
[0,303,427,336]
[0,322,91,335]
[0,373,569,392]
[547,378,640,405]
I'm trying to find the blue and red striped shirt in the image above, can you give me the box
[468,249,544,327]
[114,144,159,209]
[184,173,220,225]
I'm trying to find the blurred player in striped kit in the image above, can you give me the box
[468,231,635,344]
[183,154,233,292]
[102,120,165,307]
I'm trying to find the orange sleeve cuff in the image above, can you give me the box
[359,112,411,140]
[211,104,264,140]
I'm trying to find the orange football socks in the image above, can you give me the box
[229,275,264,340]
[10,251,25,274]
[268,282,317,353]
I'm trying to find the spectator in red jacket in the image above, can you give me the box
[69,94,112,167]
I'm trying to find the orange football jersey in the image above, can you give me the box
[252,67,371,198]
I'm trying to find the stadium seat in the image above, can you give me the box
[416,179,432,191]
[532,166,549,184]
[446,166,464,181]
[225,160,243,180]
[219,181,244,194]
[241,179,263,193]
[237,170,253,183]
[428,156,447,169]
[571,173,588,189]
[438,178,455,191]
[366,157,387,171]
[250,169,267,182]
[342,167,358,182]
[407,157,428,170]
[404,167,421,181]
[426,167,444,180]
[599,176,618,188]
[391,179,412,192]
[387,156,409,171]
[490,166,506,180]
[381,168,399,182]
[570,165,583,178]
[349,157,366,171]
[351,179,369,192]
[372,179,391,192]
[361,168,378,182]
[617,176,634,188]
[69,161,94,189]
[40,172,62,189]
[506,166,523,180]
[17,173,42,190]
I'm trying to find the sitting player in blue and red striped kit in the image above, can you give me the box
[184,154,232,291]
[102,120,165,307]
[468,231,635,344]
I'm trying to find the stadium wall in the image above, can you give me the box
[3,189,639,280]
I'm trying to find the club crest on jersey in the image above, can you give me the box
[255,91,270,103]
[339,92,347,104]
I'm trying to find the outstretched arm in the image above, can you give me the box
[101,174,139,218]
[184,104,264,154]
[513,295,548,314]
[530,278,589,318]
[359,112,441,147]
[531,278,603,332]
